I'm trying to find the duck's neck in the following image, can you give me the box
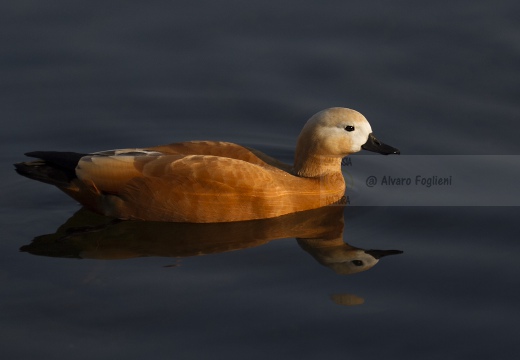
[293,153,343,178]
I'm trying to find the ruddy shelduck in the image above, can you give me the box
[15,107,400,222]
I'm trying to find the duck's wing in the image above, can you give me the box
[75,150,183,193]
[76,142,290,194]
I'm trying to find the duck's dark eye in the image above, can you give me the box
[344,125,355,132]
[351,260,364,266]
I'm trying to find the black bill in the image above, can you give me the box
[361,133,400,155]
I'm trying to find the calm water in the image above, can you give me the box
[2,1,519,359]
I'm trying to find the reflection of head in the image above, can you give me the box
[297,238,403,275]
[325,249,382,275]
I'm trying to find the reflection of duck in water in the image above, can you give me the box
[15,108,399,222]
[21,204,402,306]
[21,204,401,273]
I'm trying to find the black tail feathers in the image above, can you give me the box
[14,151,88,187]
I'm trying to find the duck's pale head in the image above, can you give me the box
[294,107,400,177]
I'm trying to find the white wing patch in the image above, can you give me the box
[75,149,166,193]
[91,149,164,157]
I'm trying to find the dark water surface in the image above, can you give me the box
[2,1,519,359]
